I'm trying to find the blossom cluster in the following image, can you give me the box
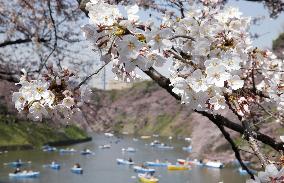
[12,67,91,122]
[246,164,284,183]
[81,0,283,116]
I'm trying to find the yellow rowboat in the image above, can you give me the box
[138,174,159,183]
[167,165,190,171]
[140,136,151,139]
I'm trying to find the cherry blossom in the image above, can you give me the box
[12,65,91,123]
[228,75,244,90]
[146,28,173,51]
[246,164,284,183]
[78,1,283,119]
[28,102,48,121]
[86,0,121,26]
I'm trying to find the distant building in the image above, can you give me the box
[106,79,134,90]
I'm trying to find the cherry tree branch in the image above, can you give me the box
[242,119,269,167]
[74,62,108,90]
[0,38,49,47]
[144,66,284,152]
[38,0,58,73]
[170,35,195,41]
[213,119,255,179]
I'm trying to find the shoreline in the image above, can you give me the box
[0,137,92,151]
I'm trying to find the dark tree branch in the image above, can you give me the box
[0,74,19,82]
[38,0,58,73]
[145,66,284,152]
[74,62,108,90]
[213,119,255,179]
[198,111,284,151]
[242,119,269,167]
[0,38,48,48]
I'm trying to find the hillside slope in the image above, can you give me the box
[0,115,90,150]
[83,81,247,160]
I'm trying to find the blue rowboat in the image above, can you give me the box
[42,145,57,152]
[71,167,83,174]
[156,145,174,149]
[133,166,155,174]
[9,171,40,178]
[145,161,170,167]
[122,147,136,153]
[80,150,94,155]
[116,158,134,165]
[182,146,192,152]
[49,163,61,170]
[59,148,76,154]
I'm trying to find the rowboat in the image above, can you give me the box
[145,161,170,167]
[150,140,161,147]
[188,159,204,166]
[167,165,189,171]
[80,149,94,155]
[59,148,76,153]
[71,167,83,174]
[138,174,159,183]
[48,163,61,170]
[99,144,111,149]
[104,133,114,137]
[116,158,134,165]
[156,144,174,149]
[133,166,155,174]
[141,136,151,139]
[204,161,224,168]
[9,171,40,178]
[182,146,192,152]
[122,147,136,152]
[42,146,57,152]
[184,137,191,142]
[178,159,203,166]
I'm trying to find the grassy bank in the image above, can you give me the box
[0,115,91,150]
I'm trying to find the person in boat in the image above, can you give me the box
[74,163,81,168]
[51,161,56,165]
[141,163,147,169]
[128,158,133,163]
[83,148,90,153]
[155,159,160,163]
[14,167,21,174]
[15,159,22,167]
[146,172,154,177]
